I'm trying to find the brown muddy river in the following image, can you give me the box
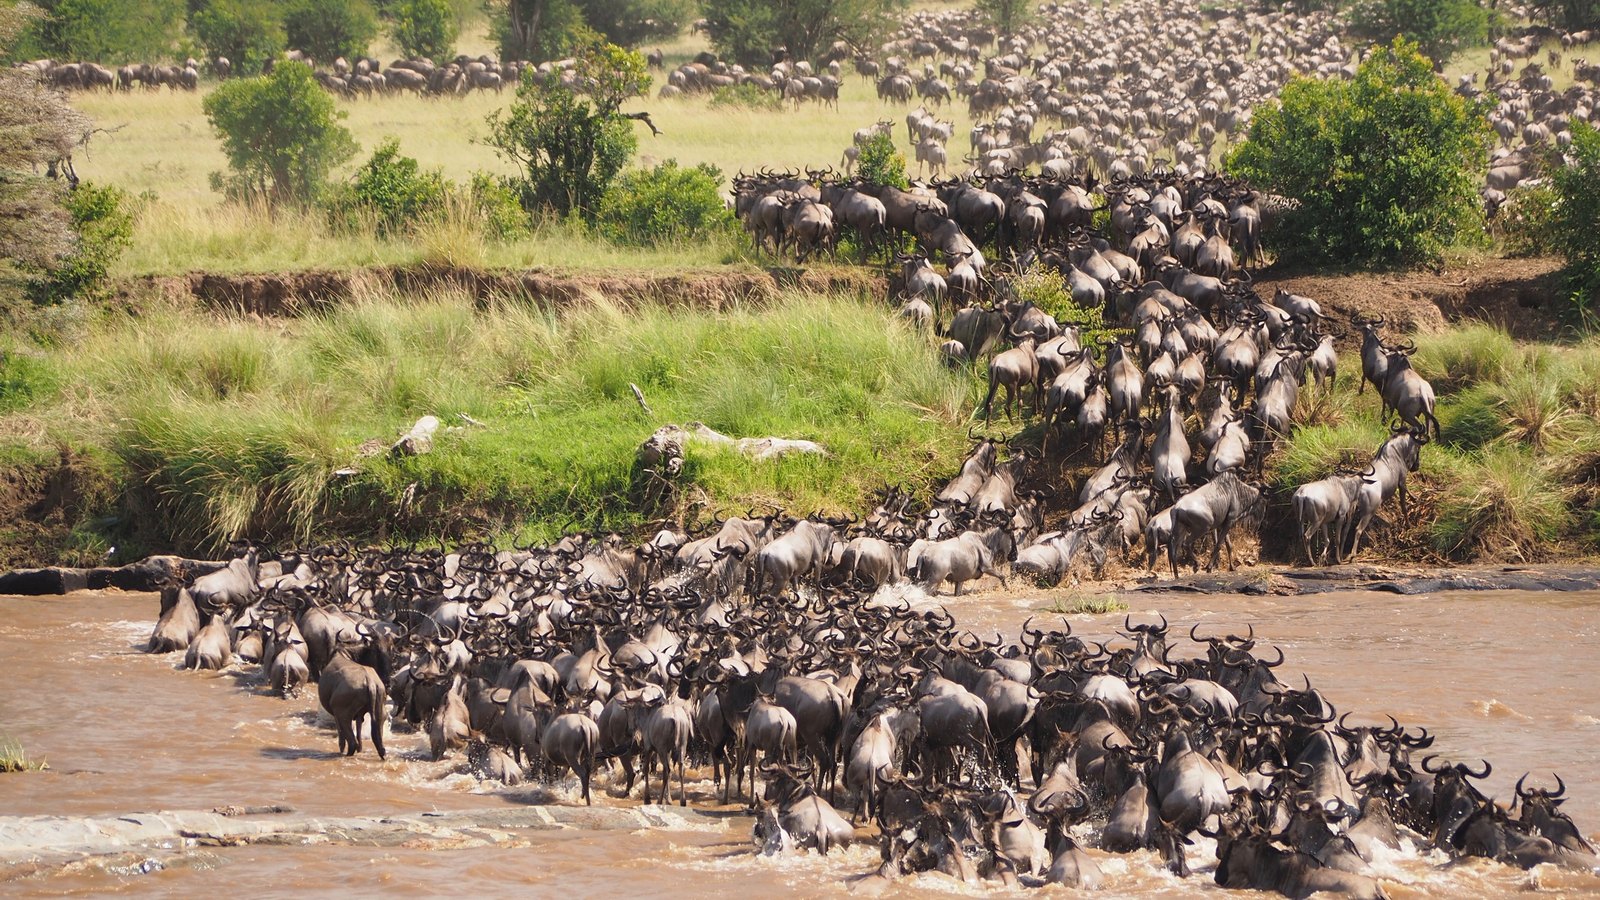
[3,588,1599,897]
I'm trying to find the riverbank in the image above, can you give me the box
[2,255,1596,568]
[6,556,1600,599]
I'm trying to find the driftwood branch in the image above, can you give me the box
[622,111,663,136]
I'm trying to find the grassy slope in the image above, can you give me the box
[0,290,978,560]
[1268,324,1600,563]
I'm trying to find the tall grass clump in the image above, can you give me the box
[1429,445,1571,561]
[1268,419,1390,490]
[0,737,47,773]
[1410,323,1517,394]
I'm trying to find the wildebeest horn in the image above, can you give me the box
[1464,759,1491,779]
[1421,754,1446,774]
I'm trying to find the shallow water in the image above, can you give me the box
[2,589,1598,897]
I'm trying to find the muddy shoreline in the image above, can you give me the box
[4,555,1598,598]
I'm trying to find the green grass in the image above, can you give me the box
[1430,444,1572,562]
[0,289,974,556]
[1040,592,1128,615]
[1410,323,1519,395]
[70,58,981,276]
[0,737,47,773]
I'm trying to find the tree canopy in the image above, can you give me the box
[1347,0,1489,66]
[203,61,358,203]
[192,0,287,74]
[1226,37,1492,266]
[700,0,904,66]
[485,40,651,216]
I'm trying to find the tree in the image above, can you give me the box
[856,133,907,189]
[26,0,185,62]
[1347,0,1489,67]
[975,0,1030,37]
[389,0,456,59]
[494,0,587,61]
[1526,0,1600,30]
[577,0,692,47]
[203,62,358,203]
[283,0,378,62]
[0,4,96,317]
[485,40,651,217]
[192,0,286,75]
[1226,37,1492,267]
[700,0,904,67]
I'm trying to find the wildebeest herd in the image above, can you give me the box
[146,534,1597,895]
[732,159,1437,577]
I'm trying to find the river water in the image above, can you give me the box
[2,589,1598,897]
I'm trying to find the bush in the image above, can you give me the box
[708,82,781,110]
[325,139,449,235]
[597,160,733,246]
[24,183,134,309]
[203,62,358,204]
[283,0,378,62]
[1009,267,1121,348]
[468,173,531,239]
[1495,182,1561,257]
[1226,38,1492,267]
[1546,119,1600,319]
[192,0,286,76]
[857,133,909,190]
[485,41,650,219]
[388,0,456,59]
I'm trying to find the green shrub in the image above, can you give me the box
[388,0,456,59]
[856,133,909,190]
[485,41,649,219]
[204,62,358,204]
[468,173,531,239]
[1495,182,1561,257]
[283,0,378,62]
[1546,120,1600,320]
[699,0,900,65]
[1226,37,1492,267]
[24,183,134,309]
[192,0,286,76]
[708,82,781,111]
[597,160,734,246]
[325,139,449,236]
[1009,267,1121,347]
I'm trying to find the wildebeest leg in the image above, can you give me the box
[1222,524,1237,570]
[580,761,593,806]
[642,749,655,804]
